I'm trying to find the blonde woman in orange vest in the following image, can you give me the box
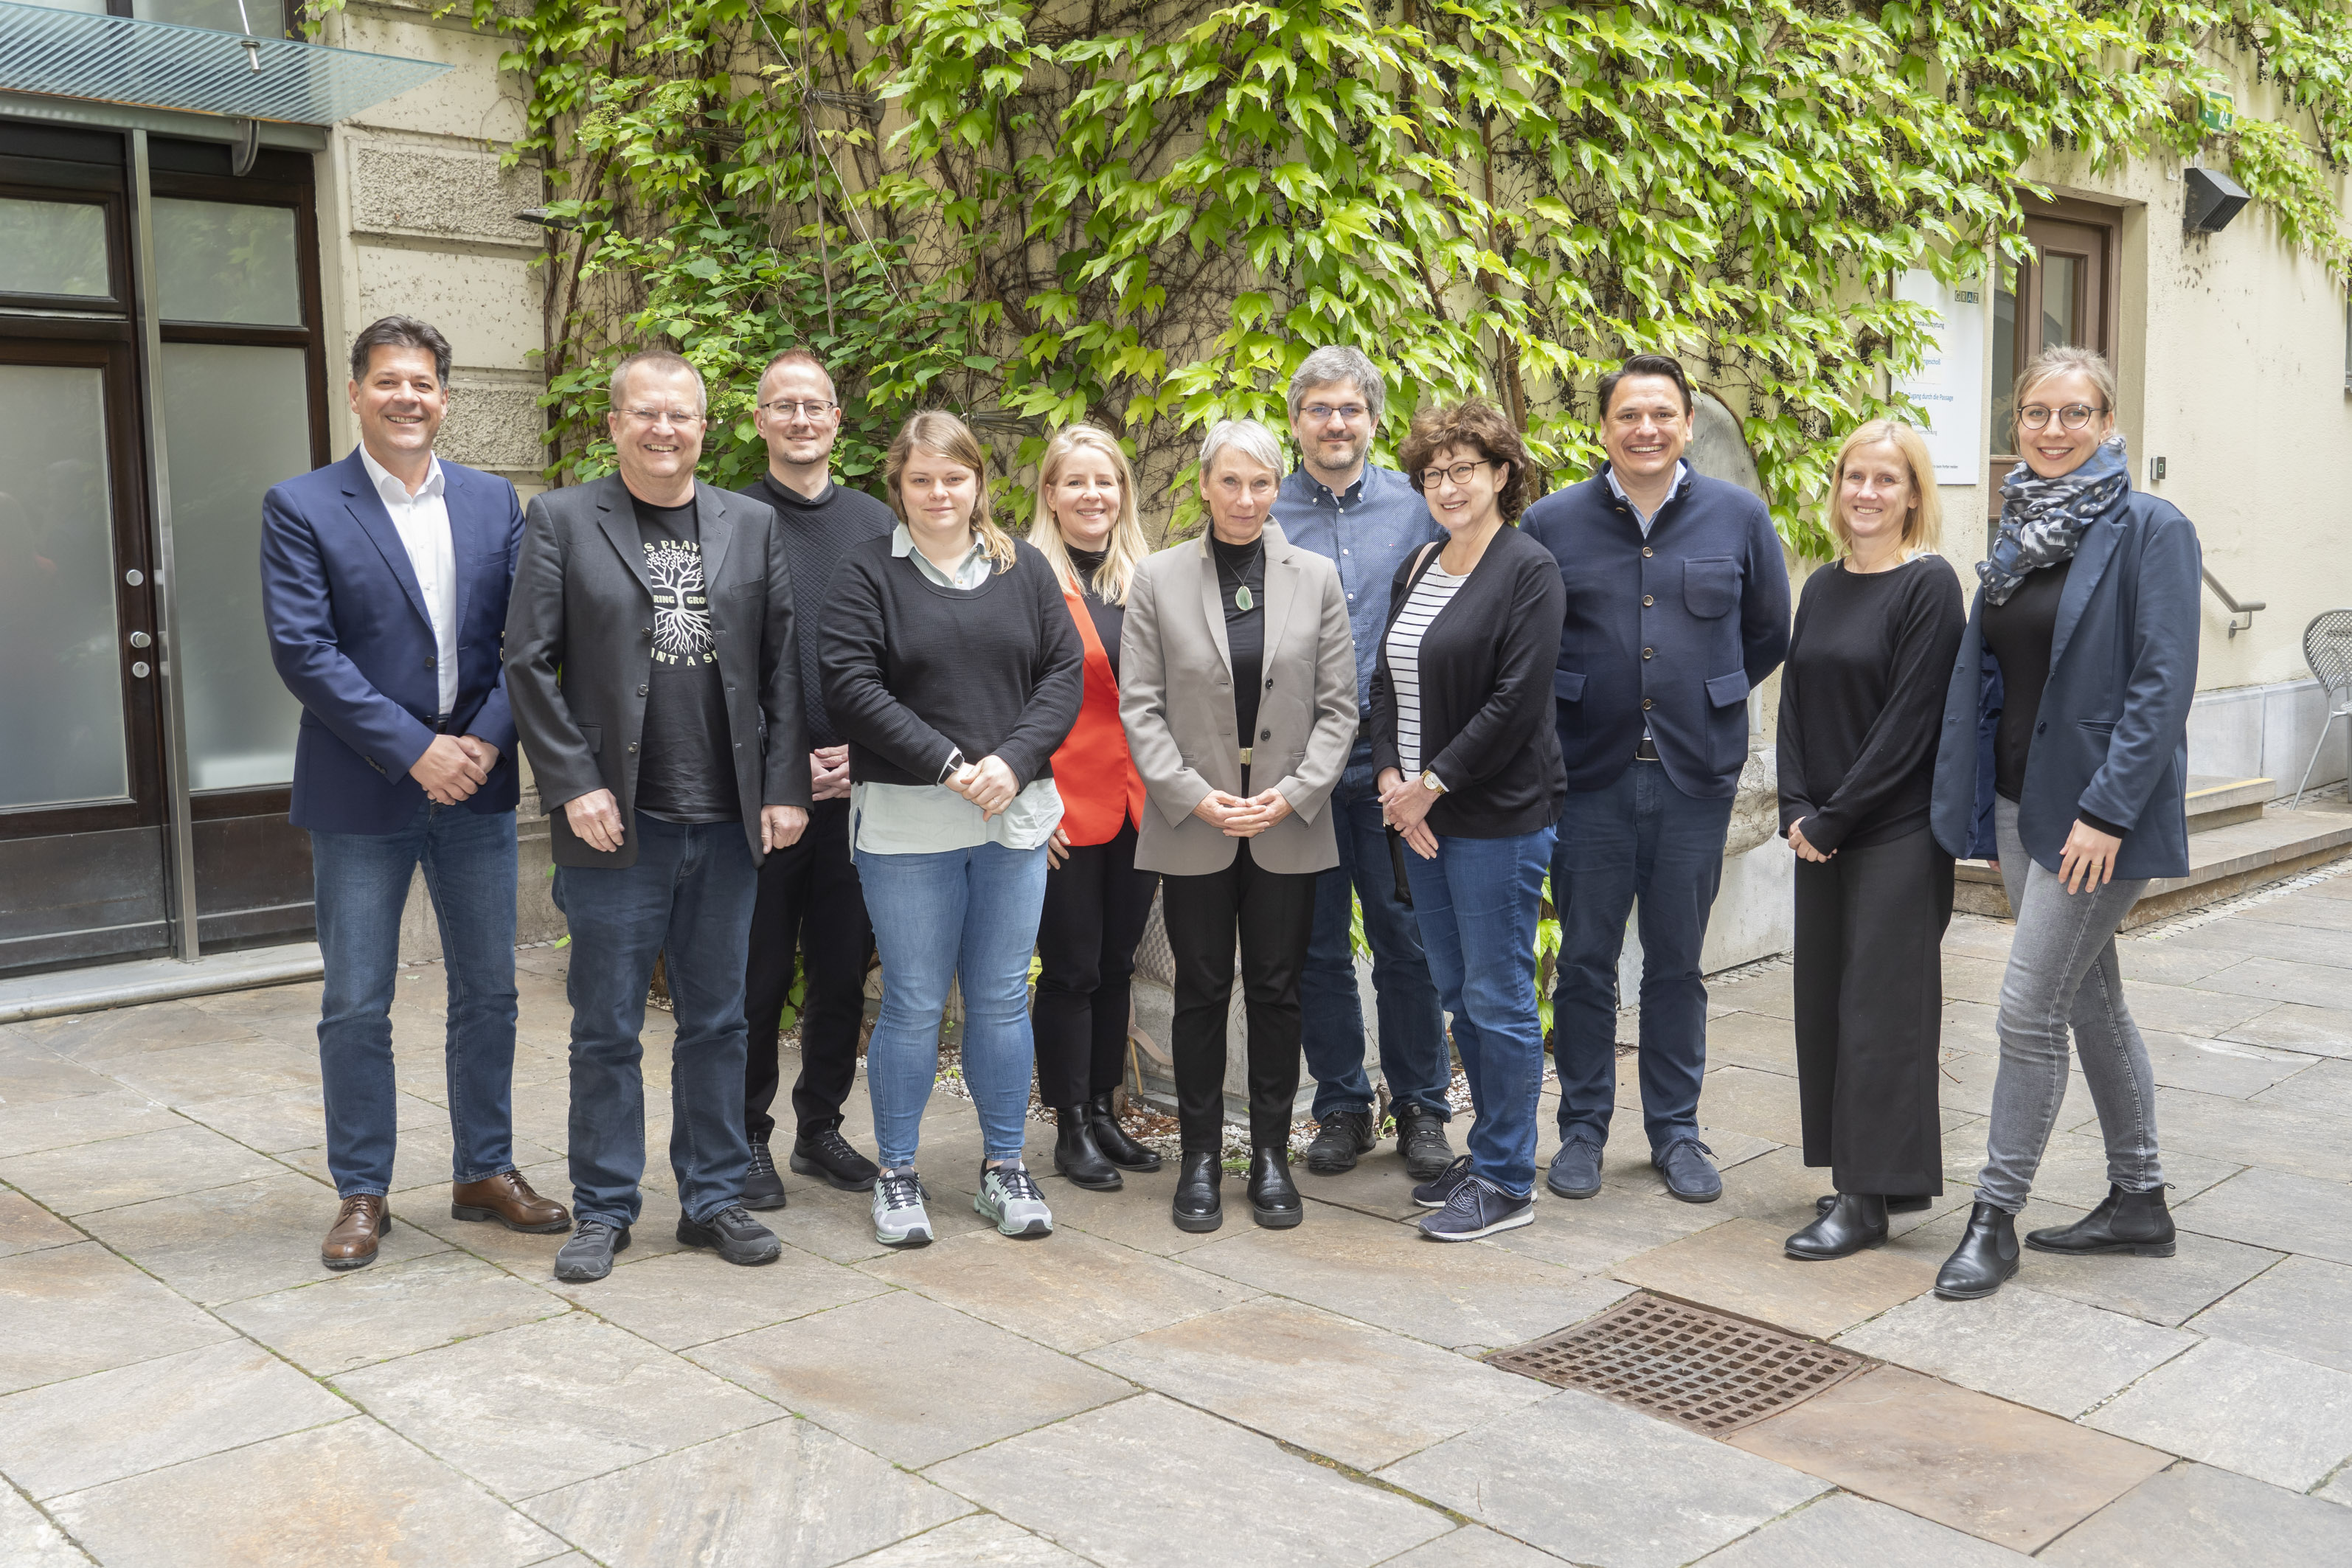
[1027,425,1162,1188]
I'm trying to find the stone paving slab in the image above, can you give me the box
[0,1185,85,1259]
[176,1086,445,1154]
[687,1289,1132,1468]
[2253,1056,2352,1120]
[1609,1216,1940,1339]
[0,1122,288,1217]
[2038,1463,2352,1568]
[2173,1165,2352,1265]
[2083,1338,2352,1491]
[844,1511,1092,1565]
[1833,1284,2196,1419]
[333,1311,777,1500]
[2182,1254,2352,1373]
[1483,1179,1730,1274]
[1380,1386,1828,1568]
[518,1418,969,1568]
[0,1485,89,1567]
[0,1241,235,1394]
[217,1249,572,1375]
[0,1091,184,1161]
[1726,1365,2171,1553]
[552,1238,890,1350]
[2221,1001,2352,1060]
[929,1392,1451,1568]
[46,1418,562,1568]
[0,1336,350,1499]
[1691,1491,2034,1566]
[1376,1527,1570,1566]
[0,1035,128,1106]
[2194,955,2352,1013]
[2002,1128,2243,1210]
[2152,1086,2352,1182]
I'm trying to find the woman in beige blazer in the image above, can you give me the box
[1120,417,1359,1234]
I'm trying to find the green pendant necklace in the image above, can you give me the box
[1234,583,1254,612]
[1218,541,1261,613]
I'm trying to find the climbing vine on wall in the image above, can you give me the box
[328,0,2352,550]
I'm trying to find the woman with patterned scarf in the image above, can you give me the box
[1926,345,2202,1301]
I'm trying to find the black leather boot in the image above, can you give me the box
[1248,1145,1302,1229]
[1052,1106,1122,1191]
[1171,1150,1222,1233]
[1817,1193,1932,1216]
[1085,1090,1162,1171]
[2027,1184,2176,1256]
[1785,1194,1889,1260]
[1935,1201,2020,1300]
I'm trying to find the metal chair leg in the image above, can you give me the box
[2292,710,2342,810]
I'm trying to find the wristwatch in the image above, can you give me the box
[1420,771,1447,794]
[936,747,969,785]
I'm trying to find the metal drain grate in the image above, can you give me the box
[1485,1292,1867,1435]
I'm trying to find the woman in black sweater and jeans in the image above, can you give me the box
[1371,400,1567,1243]
[1777,419,1966,1260]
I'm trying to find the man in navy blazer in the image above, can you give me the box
[1521,354,1790,1204]
[263,316,569,1273]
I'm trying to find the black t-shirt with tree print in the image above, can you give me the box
[632,493,740,824]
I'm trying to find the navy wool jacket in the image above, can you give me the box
[1931,490,2201,881]
[1520,466,1791,798]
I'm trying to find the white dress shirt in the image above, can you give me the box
[358,444,458,715]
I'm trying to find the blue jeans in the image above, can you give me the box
[1300,747,1449,1120]
[1406,826,1556,1198]
[552,814,759,1228]
[856,839,1049,1170]
[311,801,518,1198]
[1551,760,1735,1151]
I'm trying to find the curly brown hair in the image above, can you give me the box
[1400,400,1536,522]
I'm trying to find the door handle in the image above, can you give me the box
[128,631,152,649]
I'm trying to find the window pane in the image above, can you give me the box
[1991,259,2018,451]
[17,0,108,11]
[2041,254,2081,350]
[161,343,311,791]
[153,199,302,327]
[0,198,111,299]
[131,0,260,31]
[0,364,129,809]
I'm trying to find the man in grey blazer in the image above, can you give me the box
[504,349,810,1283]
[1120,418,1359,1232]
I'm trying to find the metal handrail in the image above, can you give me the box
[2203,567,2264,638]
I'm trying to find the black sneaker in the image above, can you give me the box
[742,1139,788,1211]
[1419,1173,1535,1241]
[1412,1154,1476,1210]
[553,1218,630,1282]
[1393,1103,1454,1179]
[791,1126,881,1193]
[677,1203,783,1266]
[1304,1109,1377,1174]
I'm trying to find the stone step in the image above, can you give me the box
[2186,774,2272,833]
[1955,798,2352,929]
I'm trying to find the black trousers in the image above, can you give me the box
[1792,825,1953,1196]
[1033,819,1160,1108]
[1159,839,1317,1153]
[741,797,873,1142]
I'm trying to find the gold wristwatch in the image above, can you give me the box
[1420,771,1446,794]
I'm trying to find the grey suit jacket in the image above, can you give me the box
[504,474,808,869]
[1118,524,1358,876]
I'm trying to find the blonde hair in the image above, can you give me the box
[2011,344,2118,443]
[884,411,1014,573]
[1028,424,1148,606]
[1824,419,1942,557]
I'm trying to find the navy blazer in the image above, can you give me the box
[1520,466,1791,798]
[1931,490,2201,880]
[262,448,524,834]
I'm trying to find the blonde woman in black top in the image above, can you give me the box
[1777,420,1965,1260]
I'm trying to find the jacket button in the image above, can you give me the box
[1260,729,1272,740]
[2036,721,2047,735]
[424,655,436,668]
[1641,697,1654,710]
[1264,678,1274,689]
[1642,594,1654,607]
[637,684,648,697]
[627,742,639,754]
[641,626,651,636]
[1642,547,1654,558]
[1642,648,1654,659]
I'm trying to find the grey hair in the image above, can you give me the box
[1286,346,1386,426]
[1198,417,1286,478]
[609,349,708,416]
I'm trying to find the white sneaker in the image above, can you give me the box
[974,1161,1053,1238]
[872,1169,933,1248]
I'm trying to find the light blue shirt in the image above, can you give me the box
[1272,463,1444,727]
[890,521,992,589]
[1606,460,1688,537]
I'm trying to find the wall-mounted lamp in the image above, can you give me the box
[2184,167,2249,234]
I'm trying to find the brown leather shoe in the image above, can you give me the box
[322,1194,391,1271]
[451,1170,572,1234]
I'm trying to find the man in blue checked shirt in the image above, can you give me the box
[1269,347,1455,1183]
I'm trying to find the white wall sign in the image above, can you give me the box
[1894,268,1985,487]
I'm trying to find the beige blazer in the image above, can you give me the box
[1118,523,1359,876]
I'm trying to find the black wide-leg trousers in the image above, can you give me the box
[1792,825,1952,1196]
[1033,819,1160,1108]
[1159,840,1317,1154]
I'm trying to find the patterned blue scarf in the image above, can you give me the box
[1977,434,2131,606]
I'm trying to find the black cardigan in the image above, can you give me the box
[1369,524,1568,838]
[819,535,1083,788]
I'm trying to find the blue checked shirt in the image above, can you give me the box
[1272,464,1444,726]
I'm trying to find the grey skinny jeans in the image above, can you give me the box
[1975,797,2164,1213]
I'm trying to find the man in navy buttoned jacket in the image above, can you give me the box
[1521,354,1790,1204]
[263,316,569,1274]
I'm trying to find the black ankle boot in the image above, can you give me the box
[1085,1090,1162,1171]
[1171,1150,1222,1233]
[1785,1194,1889,1260]
[1052,1107,1122,1191]
[1935,1201,2020,1300]
[1247,1146,1302,1229]
[2027,1184,2176,1256]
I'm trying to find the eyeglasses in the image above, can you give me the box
[1302,403,1369,423]
[1418,458,1499,490]
[759,398,837,418]
[2018,402,2109,431]
[620,407,704,428]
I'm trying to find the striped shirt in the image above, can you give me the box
[1384,562,1468,777]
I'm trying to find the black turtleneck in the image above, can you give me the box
[1066,545,1125,681]
[1210,533,1266,754]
